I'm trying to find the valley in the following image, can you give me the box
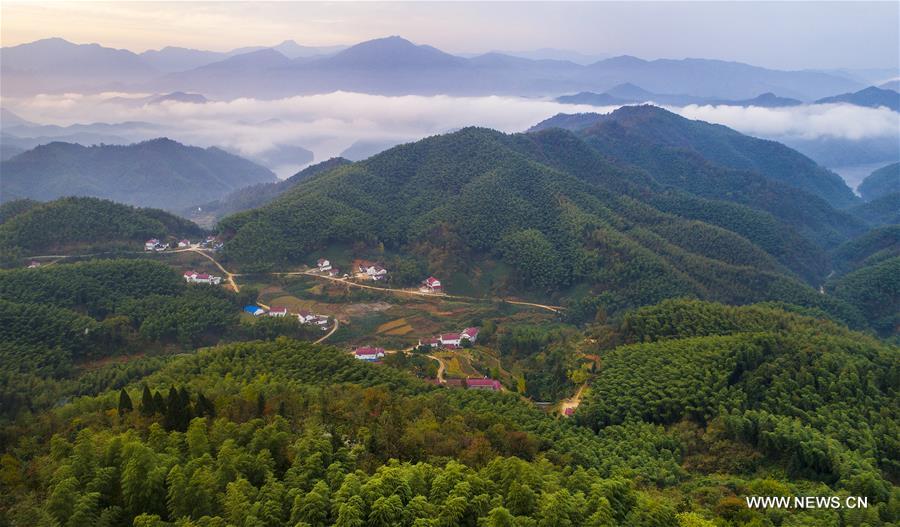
[0,9,898,525]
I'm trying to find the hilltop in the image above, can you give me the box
[0,138,276,211]
[0,197,204,261]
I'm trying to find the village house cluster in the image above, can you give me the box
[183,270,222,285]
[418,327,480,349]
[144,238,169,251]
[316,259,344,277]
[357,261,388,281]
[297,310,331,330]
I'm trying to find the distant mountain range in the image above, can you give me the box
[557,83,803,107]
[0,138,276,211]
[815,86,900,112]
[1,36,865,100]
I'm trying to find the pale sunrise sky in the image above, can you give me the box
[1,1,898,70]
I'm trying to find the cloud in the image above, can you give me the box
[673,103,899,141]
[2,91,896,176]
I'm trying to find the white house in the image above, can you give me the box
[354,346,385,361]
[268,306,289,317]
[145,239,160,251]
[313,315,330,330]
[317,258,332,272]
[440,333,462,348]
[297,310,317,324]
[461,327,479,343]
[366,265,388,281]
[184,271,222,285]
[177,239,191,248]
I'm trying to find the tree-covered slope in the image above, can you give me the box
[0,197,204,259]
[2,302,898,527]
[579,299,899,499]
[190,157,351,221]
[0,138,277,211]
[220,127,863,326]
[826,256,900,337]
[531,105,860,211]
[858,162,900,202]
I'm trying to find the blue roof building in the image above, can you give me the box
[243,305,265,316]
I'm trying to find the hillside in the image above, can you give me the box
[531,106,859,210]
[579,299,899,496]
[858,162,900,201]
[0,197,204,260]
[219,126,860,324]
[1,300,897,527]
[0,138,277,211]
[826,256,900,337]
[190,157,351,223]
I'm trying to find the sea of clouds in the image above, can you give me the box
[3,91,898,176]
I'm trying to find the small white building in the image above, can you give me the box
[178,239,191,248]
[145,239,160,251]
[184,270,222,285]
[354,346,385,361]
[317,258,332,272]
[440,333,462,348]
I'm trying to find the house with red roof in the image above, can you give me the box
[184,270,222,285]
[354,346,385,361]
[145,238,161,251]
[564,407,575,416]
[317,258,332,272]
[440,332,462,348]
[465,377,502,391]
[268,306,288,317]
[461,327,479,343]
[177,239,191,248]
[420,276,442,293]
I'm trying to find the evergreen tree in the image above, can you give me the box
[140,385,155,416]
[118,389,133,417]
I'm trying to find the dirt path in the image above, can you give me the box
[559,383,588,416]
[314,318,339,344]
[426,354,447,383]
[189,249,240,293]
[294,270,565,313]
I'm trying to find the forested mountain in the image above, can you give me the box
[858,162,900,201]
[218,125,861,325]
[0,197,204,261]
[579,299,899,498]
[847,193,900,226]
[191,157,351,222]
[815,86,900,112]
[1,300,897,526]
[531,105,860,210]
[0,139,276,211]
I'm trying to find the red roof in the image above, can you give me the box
[466,378,501,389]
[441,333,461,340]
[564,408,575,416]
[196,273,210,279]
[462,327,479,338]
[355,346,384,356]
[269,306,288,313]
[183,270,196,276]
[425,276,440,286]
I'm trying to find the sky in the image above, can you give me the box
[2,1,899,70]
